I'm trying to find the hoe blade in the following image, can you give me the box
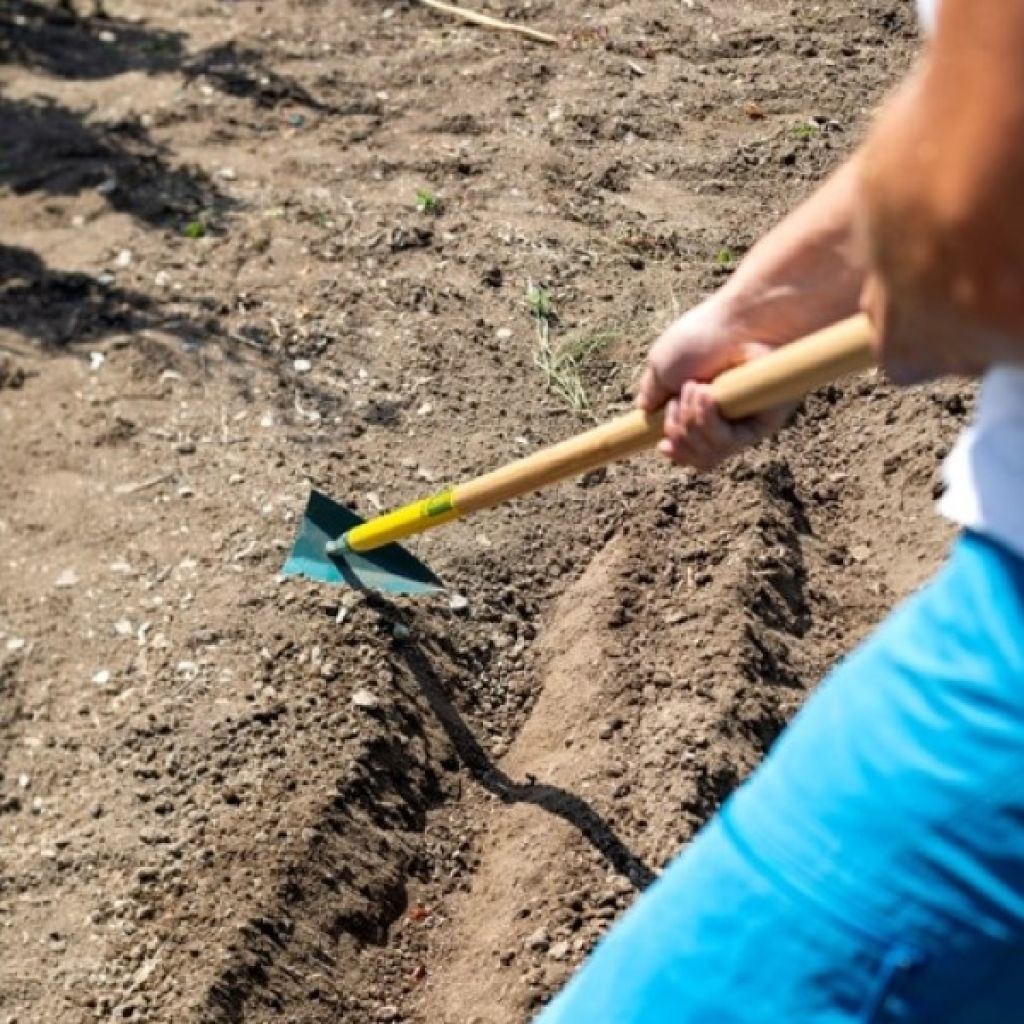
[283,490,443,595]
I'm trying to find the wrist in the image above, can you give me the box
[712,275,858,349]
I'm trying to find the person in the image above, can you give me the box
[533,0,1024,1020]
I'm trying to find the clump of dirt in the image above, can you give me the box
[0,354,26,389]
[0,1,965,1022]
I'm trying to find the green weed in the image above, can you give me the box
[416,188,441,214]
[526,284,554,320]
[792,122,820,140]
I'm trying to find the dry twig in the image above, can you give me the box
[419,0,558,45]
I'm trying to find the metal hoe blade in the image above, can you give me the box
[282,490,443,595]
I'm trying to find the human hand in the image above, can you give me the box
[636,293,794,470]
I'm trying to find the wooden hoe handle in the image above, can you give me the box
[338,315,874,554]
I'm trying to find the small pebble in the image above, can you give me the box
[115,249,133,268]
[92,669,111,686]
[293,358,312,374]
[55,568,79,589]
[448,593,470,614]
[351,688,380,710]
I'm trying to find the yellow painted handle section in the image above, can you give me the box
[340,314,874,554]
[344,488,462,553]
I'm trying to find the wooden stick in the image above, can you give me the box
[114,472,175,496]
[418,0,559,45]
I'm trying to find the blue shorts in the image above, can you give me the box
[535,532,1024,1023]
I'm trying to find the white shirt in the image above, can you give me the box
[917,0,1024,559]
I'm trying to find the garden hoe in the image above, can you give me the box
[283,315,874,595]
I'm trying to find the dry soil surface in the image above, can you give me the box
[1,1,968,1021]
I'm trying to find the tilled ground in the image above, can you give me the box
[0,1,966,1021]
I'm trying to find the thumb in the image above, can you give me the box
[636,362,674,412]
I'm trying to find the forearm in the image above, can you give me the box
[720,154,867,343]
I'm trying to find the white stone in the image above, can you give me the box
[351,688,380,710]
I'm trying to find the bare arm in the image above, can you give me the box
[861,2,1024,380]
[713,154,866,349]
[637,155,866,468]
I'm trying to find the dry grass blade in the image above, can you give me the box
[418,0,559,45]
[529,283,620,420]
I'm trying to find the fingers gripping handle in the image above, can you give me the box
[710,313,874,419]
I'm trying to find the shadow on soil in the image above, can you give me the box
[0,243,210,346]
[397,638,658,891]
[2,1,334,107]
[0,94,232,230]
[0,0,185,79]
[0,0,333,351]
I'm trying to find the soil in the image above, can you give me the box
[0,1,969,1022]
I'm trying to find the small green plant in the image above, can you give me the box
[714,247,735,267]
[792,122,820,140]
[416,187,441,214]
[526,284,554,320]
[183,219,207,239]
